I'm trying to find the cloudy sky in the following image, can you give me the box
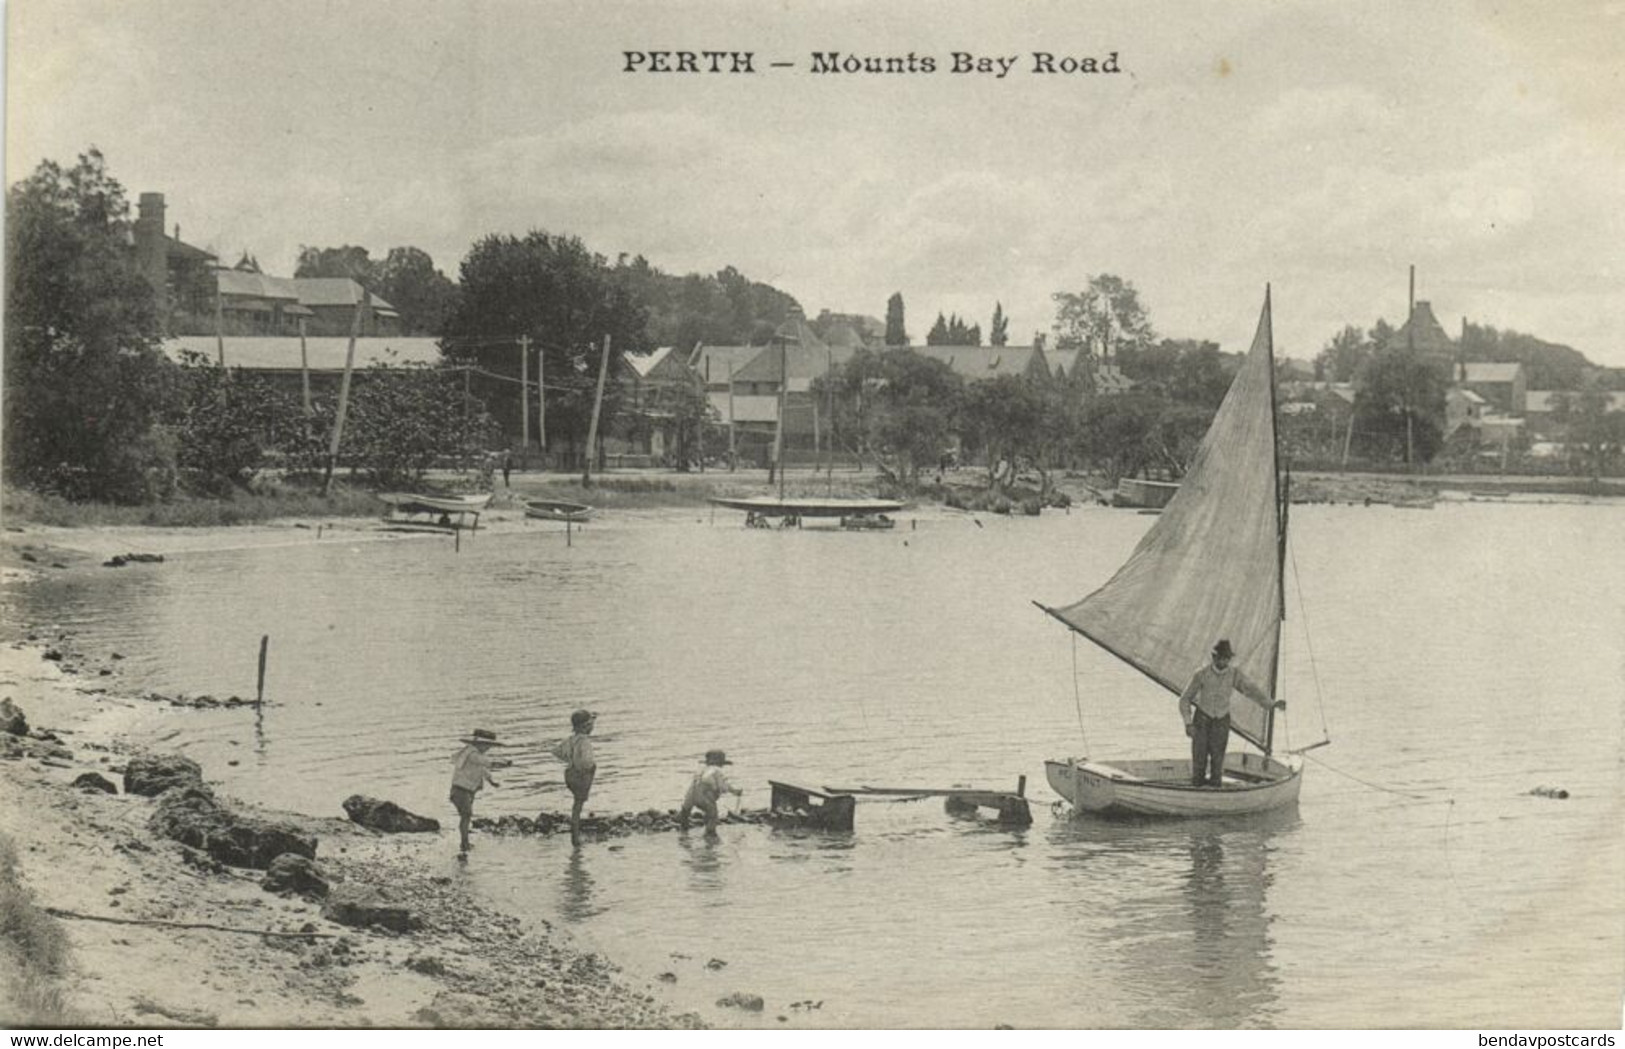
[9,0,1624,365]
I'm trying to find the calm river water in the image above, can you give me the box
[7,500,1623,1028]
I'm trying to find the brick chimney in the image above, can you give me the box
[134,193,168,320]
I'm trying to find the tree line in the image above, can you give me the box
[7,147,1618,506]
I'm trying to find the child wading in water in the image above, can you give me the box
[450,729,505,860]
[552,710,597,847]
[679,749,743,837]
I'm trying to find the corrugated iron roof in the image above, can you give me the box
[290,277,397,313]
[731,341,861,390]
[692,345,767,384]
[216,269,300,301]
[1462,362,1523,384]
[163,335,442,371]
[912,345,1049,381]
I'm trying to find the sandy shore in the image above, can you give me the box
[0,617,702,1028]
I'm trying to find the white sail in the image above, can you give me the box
[1049,295,1283,751]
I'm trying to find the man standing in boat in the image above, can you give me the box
[1179,639,1285,788]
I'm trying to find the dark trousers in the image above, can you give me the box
[1191,710,1230,787]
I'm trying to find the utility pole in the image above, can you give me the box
[537,344,547,463]
[214,275,226,366]
[727,358,736,471]
[322,290,368,496]
[519,335,531,455]
[583,334,612,487]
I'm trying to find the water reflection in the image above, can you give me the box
[1050,810,1295,1028]
[677,830,730,895]
[559,850,603,923]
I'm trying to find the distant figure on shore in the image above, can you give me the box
[679,749,743,837]
[552,710,597,847]
[450,729,506,859]
[502,452,513,488]
[1178,639,1286,788]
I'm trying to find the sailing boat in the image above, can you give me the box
[1040,289,1306,818]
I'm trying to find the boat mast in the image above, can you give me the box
[1264,284,1287,752]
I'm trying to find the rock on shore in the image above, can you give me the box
[0,639,703,1028]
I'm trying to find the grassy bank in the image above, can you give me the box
[2,484,382,528]
[0,833,74,1026]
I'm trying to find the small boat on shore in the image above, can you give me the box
[378,491,492,531]
[1112,476,1180,509]
[524,499,596,523]
[709,495,905,525]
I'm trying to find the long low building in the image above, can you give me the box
[163,335,443,373]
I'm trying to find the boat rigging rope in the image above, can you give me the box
[1070,634,1091,754]
[1287,538,1332,744]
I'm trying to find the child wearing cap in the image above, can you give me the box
[551,710,597,847]
[450,729,505,858]
[678,749,743,837]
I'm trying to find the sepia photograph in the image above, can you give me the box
[3,0,1623,1034]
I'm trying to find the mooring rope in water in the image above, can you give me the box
[1070,634,1090,754]
[1300,750,1433,802]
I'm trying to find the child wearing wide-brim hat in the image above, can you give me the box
[679,749,743,837]
[450,729,506,858]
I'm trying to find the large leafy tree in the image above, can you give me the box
[1315,324,1371,384]
[1075,392,1211,483]
[714,265,801,345]
[294,245,376,284]
[374,247,458,335]
[168,351,303,494]
[4,148,176,502]
[343,364,500,487]
[959,375,1067,491]
[1551,374,1625,481]
[820,349,961,487]
[1351,347,1448,464]
[1052,274,1155,352]
[443,231,648,456]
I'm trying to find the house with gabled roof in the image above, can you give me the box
[1456,361,1527,415]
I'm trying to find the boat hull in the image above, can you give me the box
[708,496,905,518]
[378,492,493,514]
[525,500,595,523]
[1044,753,1301,818]
[1111,477,1180,509]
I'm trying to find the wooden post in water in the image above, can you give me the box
[255,635,269,708]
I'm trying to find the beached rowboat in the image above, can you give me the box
[524,499,596,523]
[378,491,492,531]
